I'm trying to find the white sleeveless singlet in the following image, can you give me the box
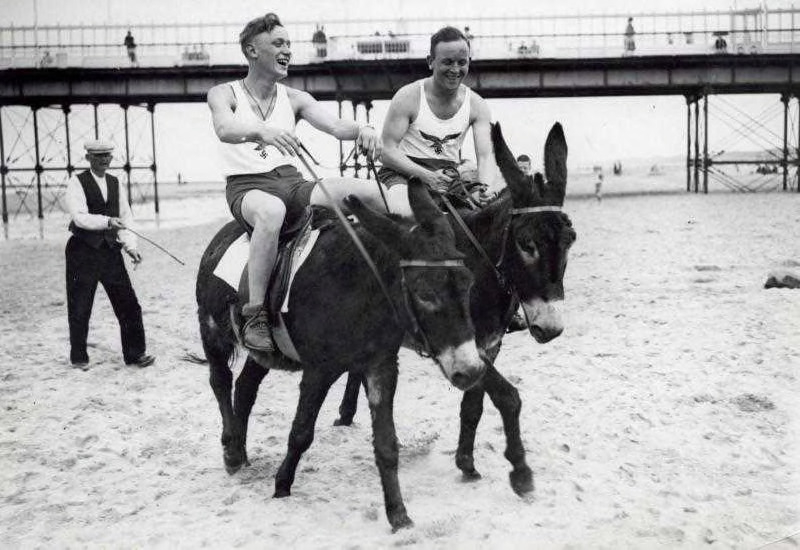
[218,81,299,177]
[398,79,471,164]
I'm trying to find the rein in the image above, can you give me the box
[296,145,464,359]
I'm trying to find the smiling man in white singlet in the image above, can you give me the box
[207,13,385,352]
[379,26,495,217]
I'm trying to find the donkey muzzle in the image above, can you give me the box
[438,340,486,391]
[521,298,564,344]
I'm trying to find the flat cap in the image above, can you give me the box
[84,139,115,154]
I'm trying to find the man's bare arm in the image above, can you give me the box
[471,94,496,187]
[292,89,381,159]
[207,84,300,156]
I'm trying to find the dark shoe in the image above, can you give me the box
[126,354,156,368]
[243,309,275,352]
[71,360,90,371]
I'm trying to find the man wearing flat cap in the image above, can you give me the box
[64,139,155,369]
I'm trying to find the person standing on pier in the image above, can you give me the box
[124,30,137,65]
[624,17,636,53]
[64,139,155,370]
[378,25,495,217]
[206,12,384,352]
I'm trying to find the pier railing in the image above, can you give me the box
[1,6,798,69]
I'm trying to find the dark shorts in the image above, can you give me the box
[377,157,459,189]
[225,165,316,233]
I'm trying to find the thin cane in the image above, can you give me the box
[124,227,186,266]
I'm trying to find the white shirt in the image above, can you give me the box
[217,81,299,177]
[399,79,471,163]
[65,170,137,251]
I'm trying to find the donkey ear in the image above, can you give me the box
[344,195,406,246]
[408,177,446,230]
[491,123,533,204]
[544,122,568,204]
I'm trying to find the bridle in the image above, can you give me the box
[398,259,468,359]
[440,193,564,327]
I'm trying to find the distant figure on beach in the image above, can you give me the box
[377,25,495,217]
[516,154,532,176]
[64,139,155,370]
[613,161,622,175]
[124,30,137,65]
[595,172,603,202]
[206,12,384,352]
[311,24,327,58]
[624,17,636,54]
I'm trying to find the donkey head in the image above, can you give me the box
[492,122,577,343]
[344,179,485,390]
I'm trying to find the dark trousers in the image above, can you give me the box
[65,237,146,364]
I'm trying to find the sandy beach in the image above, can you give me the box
[1,169,798,548]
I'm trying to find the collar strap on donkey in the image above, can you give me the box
[511,205,562,215]
[399,259,465,268]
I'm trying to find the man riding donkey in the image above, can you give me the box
[379,26,496,216]
[207,12,387,352]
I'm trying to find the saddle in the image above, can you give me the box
[214,207,337,363]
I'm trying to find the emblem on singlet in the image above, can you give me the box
[419,130,462,155]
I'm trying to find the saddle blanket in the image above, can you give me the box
[212,228,320,363]
[212,229,320,313]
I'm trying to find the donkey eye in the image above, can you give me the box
[412,281,441,310]
[516,238,539,260]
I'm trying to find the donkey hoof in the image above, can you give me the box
[390,513,414,533]
[223,450,247,475]
[455,454,480,480]
[273,487,291,499]
[509,466,534,496]
[461,469,482,482]
[333,417,353,427]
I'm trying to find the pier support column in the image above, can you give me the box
[703,92,709,194]
[1,106,8,238]
[32,105,43,221]
[694,97,700,193]
[781,92,789,191]
[686,95,692,192]
[338,99,344,177]
[122,103,132,205]
[148,102,159,216]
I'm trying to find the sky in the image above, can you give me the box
[5,0,786,27]
[1,0,795,181]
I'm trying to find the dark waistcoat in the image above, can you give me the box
[68,170,121,248]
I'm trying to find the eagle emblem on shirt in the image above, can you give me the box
[419,130,462,155]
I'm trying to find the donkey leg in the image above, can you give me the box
[484,365,534,496]
[229,354,270,471]
[334,371,364,426]
[274,368,338,498]
[366,358,413,532]
[456,387,485,480]
[206,345,238,474]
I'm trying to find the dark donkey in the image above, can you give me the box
[196,180,486,531]
[335,122,576,496]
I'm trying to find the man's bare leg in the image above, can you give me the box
[310,177,397,215]
[240,190,286,351]
[384,184,413,218]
